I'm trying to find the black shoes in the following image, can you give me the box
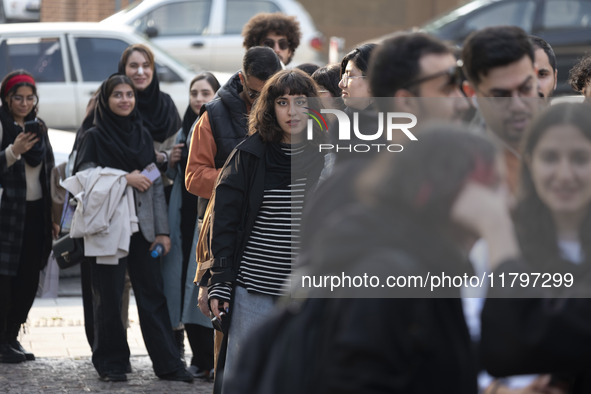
[159,368,194,383]
[9,340,34,361]
[0,344,26,363]
[99,372,128,382]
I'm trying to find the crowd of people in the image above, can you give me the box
[0,9,590,394]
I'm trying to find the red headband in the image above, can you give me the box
[4,74,35,95]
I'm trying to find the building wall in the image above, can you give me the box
[42,0,133,22]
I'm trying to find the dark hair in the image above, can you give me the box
[0,69,38,117]
[103,74,136,99]
[190,72,221,93]
[368,32,452,100]
[462,26,534,86]
[530,35,556,72]
[242,46,283,81]
[249,69,321,143]
[340,43,378,78]
[360,125,497,229]
[311,64,342,98]
[296,63,320,76]
[515,103,591,268]
[242,12,301,63]
[117,44,155,74]
[568,54,591,93]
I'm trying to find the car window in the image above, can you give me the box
[225,1,281,34]
[0,36,65,82]
[156,62,183,83]
[464,0,536,32]
[74,37,129,81]
[543,0,591,29]
[137,1,211,36]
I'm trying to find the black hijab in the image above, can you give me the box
[0,107,46,167]
[75,76,155,173]
[179,104,198,174]
[117,60,180,143]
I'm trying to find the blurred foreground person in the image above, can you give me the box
[225,126,519,393]
[482,103,591,393]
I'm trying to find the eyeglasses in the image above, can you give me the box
[262,38,289,50]
[243,83,260,101]
[340,74,366,86]
[11,95,37,105]
[474,77,537,108]
[403,62,463,90]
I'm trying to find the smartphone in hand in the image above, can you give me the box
[24,119,40,136]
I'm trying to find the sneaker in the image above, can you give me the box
[99,372,127,382]
[9,340,34,361]
[159,368,194,383]
[0,344,26,364]
[188,365,214,380]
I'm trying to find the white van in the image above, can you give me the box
[0,22,230,130]
[101,0,325,72]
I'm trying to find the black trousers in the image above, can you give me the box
[90,232,184,376]
[0,200,44,342]
[185,323,214,370]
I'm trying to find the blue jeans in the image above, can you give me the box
[222,285,276,393]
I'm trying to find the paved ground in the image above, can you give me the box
[0,274,214,393]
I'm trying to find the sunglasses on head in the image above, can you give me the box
[262,38,289,50]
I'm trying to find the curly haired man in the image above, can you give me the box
[242,13,301,65]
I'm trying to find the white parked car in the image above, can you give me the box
[101,0,325,72]
[0,22,230,130]
[0,0,40,23]
[48,128,75,167]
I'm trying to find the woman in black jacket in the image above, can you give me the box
[206,69,327,391]
[0,70,55,363]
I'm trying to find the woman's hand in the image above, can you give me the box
[450,181,519,270]
[52,223,60,239]
[168,143,184,169]
[125,170,152,192]
[12,132,39,156]
[198,286,210,316]
[209,298,230,320]
[150,235,171,256]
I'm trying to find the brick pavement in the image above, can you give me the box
[0,296,214,393]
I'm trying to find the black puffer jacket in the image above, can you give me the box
[208,133,325,286]
[201,71,249,170]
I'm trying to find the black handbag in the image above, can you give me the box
[52,234,85,269]
[52,192,84,269]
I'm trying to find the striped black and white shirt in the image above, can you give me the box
[209,144,306,302]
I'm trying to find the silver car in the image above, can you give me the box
[101,0,325,72]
